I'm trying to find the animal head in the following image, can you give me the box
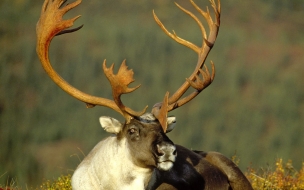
[99,113,177,171]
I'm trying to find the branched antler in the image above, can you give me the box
[36,0,147,121]
[152,0,221,131]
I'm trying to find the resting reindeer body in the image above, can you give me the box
[36,0,253,189]
[72,114,252,190]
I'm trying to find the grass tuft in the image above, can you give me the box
[38,175,72,190]
[246,159,304,190]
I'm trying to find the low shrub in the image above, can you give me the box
[246,159,304,190]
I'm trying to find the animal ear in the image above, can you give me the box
[99,116,123,134]
[166,116,176,133]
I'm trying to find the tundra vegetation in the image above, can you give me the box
[0,0,304,188]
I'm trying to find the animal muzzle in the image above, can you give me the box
[156,143,177,171]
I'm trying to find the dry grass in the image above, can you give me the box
[246,159,304,190]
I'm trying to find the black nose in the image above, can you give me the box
[156,144,177,157]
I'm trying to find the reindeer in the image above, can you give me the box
[36,0,253,189]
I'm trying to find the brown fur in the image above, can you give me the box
[119,119,171,169]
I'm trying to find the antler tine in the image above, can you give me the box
[103,60,148,122]
[152,0,220,131]
[36,0,147,121]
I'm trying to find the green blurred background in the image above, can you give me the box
[1,0,303,187]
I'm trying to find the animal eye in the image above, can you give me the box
[129,128,137,134]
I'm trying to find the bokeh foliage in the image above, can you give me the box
[0,0,303,187]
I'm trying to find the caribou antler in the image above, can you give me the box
[152,0,221,131]
[103,60,147,121]
[36,0,147,122]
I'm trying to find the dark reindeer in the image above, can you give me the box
[36,0,252,189]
